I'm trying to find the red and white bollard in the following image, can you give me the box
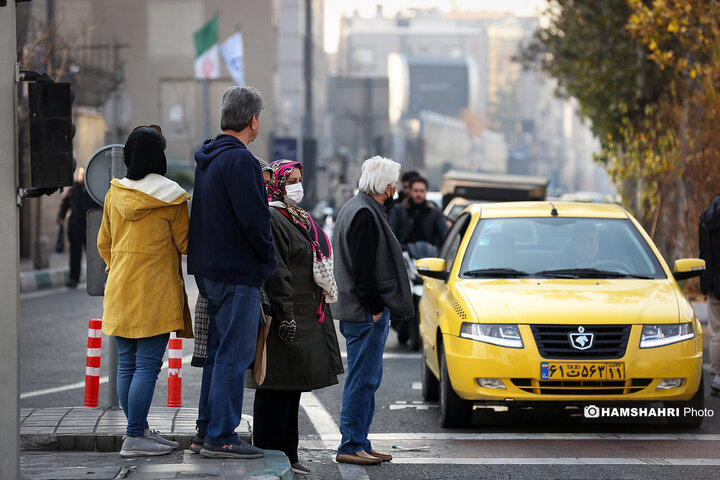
[167,332,182,407]
[83,318,103,407]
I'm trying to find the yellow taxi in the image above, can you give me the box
[416,202,706,427]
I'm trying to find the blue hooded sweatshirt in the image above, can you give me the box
[187,134,276,286]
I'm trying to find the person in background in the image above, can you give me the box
[390,170,420,213]
[332,156,413,465]
[569,222,600,267]
[248,159,343,476]
[57,167,98,287]
[98,125,192,457]
[699,194,720,395]
[186,86,276,459]
[389,175,448,248]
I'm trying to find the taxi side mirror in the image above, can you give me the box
[416,258,449,281]
[672,258,705,281]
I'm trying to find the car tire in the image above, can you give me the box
[439,343,473,428]
[409,297,421,351]
[664,372,705,428]
[421,348,439,402]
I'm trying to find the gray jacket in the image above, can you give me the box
[332,192,413,321]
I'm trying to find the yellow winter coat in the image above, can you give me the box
[98,175,192,339]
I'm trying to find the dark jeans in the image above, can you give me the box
[337,307,390,454]
[68,231,85,283]
[195,277,260,446]
[252,389,301,464]
[116,333,169,437]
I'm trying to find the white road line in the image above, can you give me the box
[20,353,194,399]
[340,352,420,359]
[314,433,720,442]
[390,457,720,466]
[300,392,370,480]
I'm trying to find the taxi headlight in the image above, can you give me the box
[639,323,695,348]
[460,323,524,348]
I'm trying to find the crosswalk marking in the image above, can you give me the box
[390,457,720,466]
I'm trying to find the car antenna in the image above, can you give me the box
[549,201,558,216]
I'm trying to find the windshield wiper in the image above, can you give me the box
[535,268,653,279]
[463,268,530,278]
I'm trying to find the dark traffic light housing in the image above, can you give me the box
[28,81,75,188]
[18,71,76,199]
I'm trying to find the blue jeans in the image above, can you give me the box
[337,308,390,454]
[116,333,169,437]
[195,277,260,446]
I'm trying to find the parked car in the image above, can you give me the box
[416,201,706,428]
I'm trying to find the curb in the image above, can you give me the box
[20,407,252,452]
[19,267,70,293]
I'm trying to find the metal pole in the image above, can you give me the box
[0,2,21,477]
[104,146,125,409]
[202,78,210,141]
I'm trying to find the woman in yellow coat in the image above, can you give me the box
[97,126,191,458]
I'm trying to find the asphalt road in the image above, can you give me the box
[19,277,720,479]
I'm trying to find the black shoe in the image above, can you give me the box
[65,279,78,288]
[189,432,205,453]
[199,440,264,459]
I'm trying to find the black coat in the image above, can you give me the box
[388,197,448,247]
[699,194,720,295]
[57,182,98,239]
[246,207,344,391]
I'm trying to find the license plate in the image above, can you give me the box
[540,362,625,380]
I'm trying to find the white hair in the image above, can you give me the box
[358,156,401,195]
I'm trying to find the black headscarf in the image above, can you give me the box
[124,127,167,180]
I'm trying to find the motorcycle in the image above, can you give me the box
[395,241,436,351]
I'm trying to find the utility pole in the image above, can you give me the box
[0,2,21,478]
[302,0,315,203]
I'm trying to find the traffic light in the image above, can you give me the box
[27,81,75,189]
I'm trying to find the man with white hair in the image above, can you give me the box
[332,156,413,465]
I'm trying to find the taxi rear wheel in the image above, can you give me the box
[439,344,473,428]
[421,348,439,401]
[663,372,704,428]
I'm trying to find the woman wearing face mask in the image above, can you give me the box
[247,159,344,476]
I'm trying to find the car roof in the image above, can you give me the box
[468,201,630,219]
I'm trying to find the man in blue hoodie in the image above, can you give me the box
[187,86,277,459]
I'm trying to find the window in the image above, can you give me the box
[460,217,666,279]
[438,213,471,274]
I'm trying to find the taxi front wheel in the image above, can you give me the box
[439,343,473,428]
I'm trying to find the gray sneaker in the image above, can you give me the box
[200,440,264,459]
[119,435,172,457]
[146,429,179,449]
[711,374,720,396]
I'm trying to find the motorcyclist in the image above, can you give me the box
[388,176,447,349]
[389,176,448,248]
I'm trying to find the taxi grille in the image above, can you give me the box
[530,324,631,359]
[511,378,652,395]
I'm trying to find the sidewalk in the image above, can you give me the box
[20,406,293,479]
[19,251,81,293]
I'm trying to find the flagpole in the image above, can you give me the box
[202,78,209,141]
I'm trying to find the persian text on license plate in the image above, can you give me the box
[540,362,625,380]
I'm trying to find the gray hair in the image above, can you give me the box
[220,86,264,131]
[358,156,401,195]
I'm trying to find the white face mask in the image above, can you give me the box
[285,182,304,205]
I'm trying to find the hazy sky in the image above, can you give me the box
[324,0,546,52]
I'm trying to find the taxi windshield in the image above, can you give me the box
[460,217,666,279]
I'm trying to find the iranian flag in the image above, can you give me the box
[194,16,220,79]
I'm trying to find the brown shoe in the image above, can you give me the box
[336,451,382,465]
[368,450,392,462]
